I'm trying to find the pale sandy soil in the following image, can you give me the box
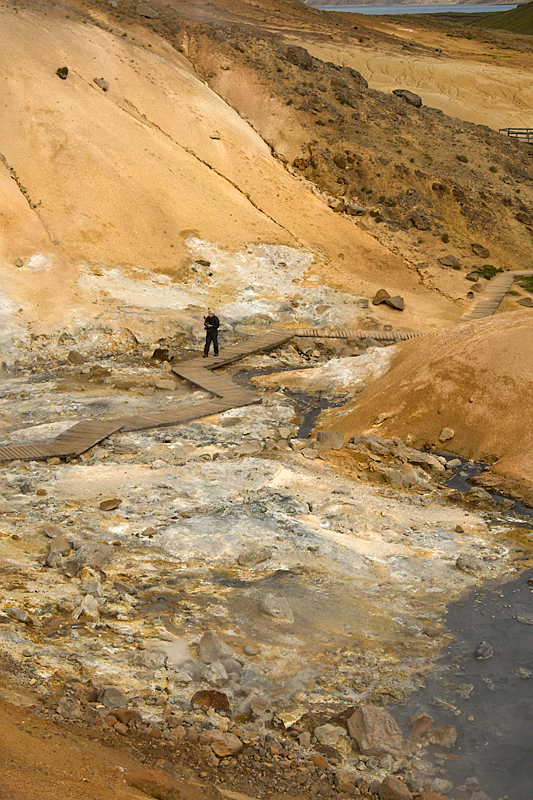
[0,1,458,344]
[292,28,533,131]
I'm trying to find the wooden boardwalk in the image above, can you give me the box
[458,270,533,323]
[293,328,419,342]
[0,329,293,462]
[2,263,531,466]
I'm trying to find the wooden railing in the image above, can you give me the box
[499,128,533,144]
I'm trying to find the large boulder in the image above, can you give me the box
[286,45,314,70]
[347,706,403,757]
[392,89,422,108]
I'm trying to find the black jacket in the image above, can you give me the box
[204,315,220,331]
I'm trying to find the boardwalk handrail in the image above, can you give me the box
[499,128,533,143]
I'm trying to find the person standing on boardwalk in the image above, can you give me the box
[203,309,220,357]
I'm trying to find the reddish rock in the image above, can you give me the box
[336,770,358,792]
[112,707,142,726]
[373,288,391,305]
[311,753,327,770]
[125,767,183,800]
[378,775,413,800]
[203,730,242,757]
[190,689,230,714]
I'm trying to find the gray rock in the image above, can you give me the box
[316,430,345,450]
[202,660,228,686]
[56,66,68,80]
[73,594,100,621]
[301,447,318,460]
[344,203,366,216]
[409,213,431,231]
[439,254,461,267]
[136,2,159,17]
[132,650,167,670]
[466,271,480,282]
[468,486,492,501]
[113,580,137,596]
[285,45,314,70]
[98,686,128,709]
[474,641,494,660]
[456,553,484,574]
[81,579,103,597]
[57,696,82,719]
[439,427,454,443]
[314,723,346,746]
[347,705,403,757]
[517,297,533,307]
[220,657,243,675]
[182,658,203,678]
[299,731,311,747]
[471,243,490,258]
[384,295,404,311]
[237,546,273,566]
[377,467,405,490]
[67,350,85,365]
[93,77,109,92]
[74,542,114,569]
[45,535,71,567]
[392,89,422,108]
[14,258,24,267]
[447,458,462,469]
[5,607,30,623]
[198,630,233,663]
[260,593,294,623]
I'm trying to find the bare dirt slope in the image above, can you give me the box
[1,0,455,341]
[319,310,533,500]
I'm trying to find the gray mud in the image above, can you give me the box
[396,567,533,800]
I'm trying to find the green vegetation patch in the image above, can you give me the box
[517,275,533,292]
[467,0,533,34]
[474,265,503,280]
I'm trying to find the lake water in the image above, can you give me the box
[316,3,517,14]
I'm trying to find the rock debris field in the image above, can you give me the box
[0,336,531,800]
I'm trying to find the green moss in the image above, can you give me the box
[475,265,503,280]
[441,233,449,243]
[456,154,468,163]
[489,166,497,173]
[517,275,533,292]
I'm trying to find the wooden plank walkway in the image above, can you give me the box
[0,330,293,462]
[458,270,533,323]
[293,328,419,341]
[2,266,529,466]
[0,420,124,463]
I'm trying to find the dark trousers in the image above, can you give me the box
[204,328,218,356]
